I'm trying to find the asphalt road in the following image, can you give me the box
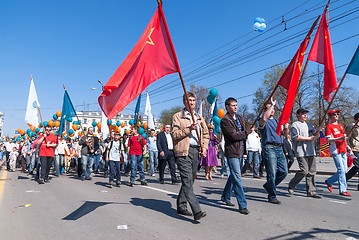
[0,168,358,240]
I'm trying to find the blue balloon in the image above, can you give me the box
[139,127,145,135]
[69,129,74,135]
[142,133,147,139]
[124,129,127,134]
[107,120,112,125]
[141,123,144,128]
[66,117,73,122]
[92,121,97,127]
[35,128,40,133]
[40,122,43,127]
[129,119,134,126]
[116,121,121,127]
[26,129,31,135]
[53,114,58,120]
[73,121,79,125]
[207,95,215,104]
[209,88,218,98]
[213,116,221,125]
[43,121,48,127]
[215,125,221,134]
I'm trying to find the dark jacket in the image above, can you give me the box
[156,131,172,160]
[220,113,247,158]
[79,135,99,156]
[282,138,295,158]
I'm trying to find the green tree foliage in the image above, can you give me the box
[159,106,182,125]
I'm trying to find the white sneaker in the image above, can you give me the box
[151,174,155,177]
[220,174,224,178]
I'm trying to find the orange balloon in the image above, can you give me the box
[71,133,75,137]
[97,122,101,129]
[218,109,225,118]
[37,132,40,135]
[38,123,41,128]
[48,120,54,127]
[121,122,125,128]
[56,111,62,117]
[115,126,119,131]
[93,133,97,137]
[161,125,164,131]
[20,130,25,136]
[126,129,130,135]
[84,131,88,136]
[72,124,79,131]
[97,128,101,133]
[144,122,148,130]
[55,121,60,128]
[26,135,30,140]
[17,128,21,133]
[14,135,17,139]
[137,121,141,127]
[27,123,32,127]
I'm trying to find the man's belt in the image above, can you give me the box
[265,142,283,147]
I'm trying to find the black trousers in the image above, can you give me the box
[5,151,10,170]
[40,156,54,181]
[159,150,176,181]
[346,151,359,182]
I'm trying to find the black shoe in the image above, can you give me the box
[85,177,92,180]
[172,179,180,184]
[141,181,148,186]
[177,209,193,216]
[130,182,134,187]
[221,198,235,207]
[239,208,250,215]
[81,176,85,181]
[116,182,121,187]
[194,211,207,221]
[44,179,50,183]
[38,179,44,184]
[109,183,113,188]
[159,180,165,184]
[268,198,281,204]
[307,193,322,199]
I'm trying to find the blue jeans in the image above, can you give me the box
[29,153,36,173]
[93,154,101,172]
[243,151,259,177]
[82,154,94,178]
[327,153,347,193]
[219,153,231,177]
[109,160,121,183]
[130,154,145,182]
[263,145,288,199]
[149,150,158,175]
[54,154,64,175]
[221,157,247,209]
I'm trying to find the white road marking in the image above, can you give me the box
[329,200,347,204]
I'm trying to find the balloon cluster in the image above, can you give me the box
[206,88,218,105]
[107,119,148,139]
[253,17,266,33]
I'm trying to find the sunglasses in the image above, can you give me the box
[332,113,339,116]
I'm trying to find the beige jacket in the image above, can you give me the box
[347,125,359,152]
[171,109,209,157]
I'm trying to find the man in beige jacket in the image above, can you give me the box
[172,92,209,222]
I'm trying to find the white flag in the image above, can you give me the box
[198,101,203,116]
[144,91,155,130]
[101,110,109,138]
[25,77,40,127]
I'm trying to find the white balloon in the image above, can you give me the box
[253,22,261,30]
[259,23,266,31]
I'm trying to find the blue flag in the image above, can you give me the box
[346,45,359,76]
[134,94,142,125]
[59,90,77,134]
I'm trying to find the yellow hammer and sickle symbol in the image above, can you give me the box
[146,28,155,46]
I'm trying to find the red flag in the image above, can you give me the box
[98,4,180,119]
[308,12,337,101]
[276,39,308,135]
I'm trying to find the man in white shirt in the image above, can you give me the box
[148,129,158,177]
[241,128,261,178]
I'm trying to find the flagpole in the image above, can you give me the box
[250,15,320,129]
[318,72,347,127]
[178,72,203,152]
[63,84,92,151]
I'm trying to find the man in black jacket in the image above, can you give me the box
[156,124,180,184]
[220,97,249,215]
[79,127,99,181]
[282,126,295,170]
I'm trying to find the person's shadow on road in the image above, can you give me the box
[130,198,198,224]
